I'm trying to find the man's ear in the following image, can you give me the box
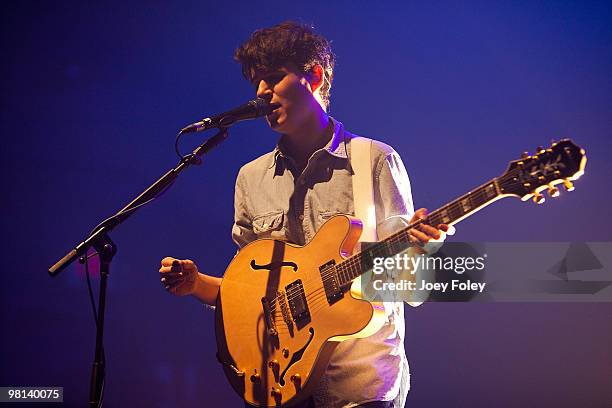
[309,64,324,93]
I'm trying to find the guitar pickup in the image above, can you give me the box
[320,260,344,304]
[285,280,310,326]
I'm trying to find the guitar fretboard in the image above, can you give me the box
[332,179,501,286]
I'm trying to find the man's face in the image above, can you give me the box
[251,63,318,135]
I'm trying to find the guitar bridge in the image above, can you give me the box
[261,297,278,337]
[277,290,293,331]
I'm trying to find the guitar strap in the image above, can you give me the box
[349,136,384,305]
[350,136,378,243]
[352,137,426,308]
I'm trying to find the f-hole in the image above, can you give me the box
[250,259,298,271]
[279,327,315,386]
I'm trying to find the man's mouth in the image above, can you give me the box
[267,106,281,120]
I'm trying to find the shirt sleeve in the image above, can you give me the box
[374,150,415,231]
[373,150,426,307]
[231,168,257,249]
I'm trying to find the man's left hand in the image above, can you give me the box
[408,208,455,254]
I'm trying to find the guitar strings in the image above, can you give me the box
[270,168,564,326]
[269,233,425,316]
[268,184,493,312]
[294,163,564,304]
[268,166,542,311]
[250,157,576,332]
[274,177,576,330]
[269,208,445,309]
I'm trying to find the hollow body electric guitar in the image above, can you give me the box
[215,140,586,407]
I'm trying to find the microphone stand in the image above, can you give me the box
[48,126,230,407]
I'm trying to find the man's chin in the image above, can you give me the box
[266,117,286,132]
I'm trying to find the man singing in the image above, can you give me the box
[159,21,448,407]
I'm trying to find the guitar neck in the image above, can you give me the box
[423,178,502,227]
[335,178,503,285]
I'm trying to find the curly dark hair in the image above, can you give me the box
[234,21,336,110]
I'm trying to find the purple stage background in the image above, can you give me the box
[2,1,611,407]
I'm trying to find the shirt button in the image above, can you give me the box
[299,215,304,221]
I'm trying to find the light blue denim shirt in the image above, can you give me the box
[231,117,414,407]
[232,118,414,248]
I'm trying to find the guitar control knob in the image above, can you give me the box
[547,185,560,198]
[271,388,282,398]
[250,373,261,383]
[563,179,575,191]
[268,360,279,370]
[290,374,301,385]
[532,192,545,204]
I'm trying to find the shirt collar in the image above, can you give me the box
[271,116,348,168]
[325,117,349,159]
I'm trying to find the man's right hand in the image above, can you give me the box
[159,257,222,305]
[159,257,199,296]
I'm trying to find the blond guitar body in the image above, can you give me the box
[215,214,386,407]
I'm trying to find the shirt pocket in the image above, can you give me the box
[317,210,337,224]
[316,210,350,231]
[252,210,286,239]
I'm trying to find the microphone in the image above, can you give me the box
[180,98,279,133]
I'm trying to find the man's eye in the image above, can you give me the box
[275,73,286,81]
[265,74,285,85]
[252,73,285,90]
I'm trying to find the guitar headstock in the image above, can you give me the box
[498,139,586,203]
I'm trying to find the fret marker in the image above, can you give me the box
[486,184,496,197]
[441,210,450,223]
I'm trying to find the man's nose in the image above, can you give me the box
[256,82,273,100]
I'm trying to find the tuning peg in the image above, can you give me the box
[547,185,560,197]
[537,146,545,154]
[532,192,545,204]
[521,152,530,159]
[563,179,575,191]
